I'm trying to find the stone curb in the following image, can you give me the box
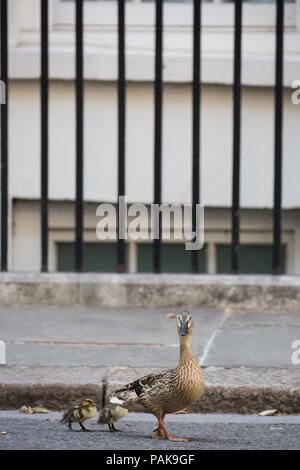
[1,383,299,414]
[0,384,104,411]
[1,273,300,310]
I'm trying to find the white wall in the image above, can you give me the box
[8,80,300,208]
[8,1,300,87]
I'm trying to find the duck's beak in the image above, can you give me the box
[92,402,97,408]
[179,322,188,336]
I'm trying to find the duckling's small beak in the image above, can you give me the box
[92,402,97,408]
[179,322,188,336]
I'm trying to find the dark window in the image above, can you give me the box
[137,243,207,273]
[217,244,286,274]
[57,242,128,272]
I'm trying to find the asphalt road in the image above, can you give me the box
[0,412,299,450]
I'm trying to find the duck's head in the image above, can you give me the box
[176,311,193,337]
[81,397,97,409]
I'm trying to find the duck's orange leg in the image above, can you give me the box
[152,420,164,439]
[159,415,188,442]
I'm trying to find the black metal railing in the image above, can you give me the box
[0,0,8,272]
[0,0,285,275]
[75,0,84,272]
[273,0,284,275]
[231,0,242,275]
[117,0,126,273]
[191,0,201,274]
[41,0,49,273]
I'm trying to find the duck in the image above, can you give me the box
[98,402,128,432]
[61,397,98,431]
[109,311,204,441]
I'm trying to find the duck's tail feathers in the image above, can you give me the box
[109,396,125,405]
[60,415,68,424]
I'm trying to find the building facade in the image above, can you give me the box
[4,0,300,273]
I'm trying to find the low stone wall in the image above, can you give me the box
[1,383,299,414]
[0,273,299,311]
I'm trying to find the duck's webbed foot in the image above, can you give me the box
[79,422,88,431]
[173,408,190,415]
[108,423,119,432]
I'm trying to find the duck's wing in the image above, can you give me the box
[98,406,113,425]
[114,370,171,395]
[111,369,174,412]
[60,404,81,423]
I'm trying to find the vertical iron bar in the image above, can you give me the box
[75,0,83,272]
[0,0,8,271]
[273,0,284,275]
[153,0,163,274]
[231,0,242,274]
[117,0,126,273]
[191,0,201,274]
[41,0,48,272]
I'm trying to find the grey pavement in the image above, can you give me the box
[205,311,300,367]
[0,306,222,366]
[0,412,299,450]
[1,306,299,368]
[0,306,300,414]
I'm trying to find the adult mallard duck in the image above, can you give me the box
[110,312,204,441]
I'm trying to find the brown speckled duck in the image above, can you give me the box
[110,312,205,441]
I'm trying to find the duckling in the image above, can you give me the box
[98,400,128,432]
[110,312,205,441]
[61,397,97,431]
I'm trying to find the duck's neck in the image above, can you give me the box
[179,335,193,364]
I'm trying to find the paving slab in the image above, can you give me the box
[1,365,299,390]
[0,306,222,344]
[0,306,222,367]
[5,343,201,368]
[204,311,300,368]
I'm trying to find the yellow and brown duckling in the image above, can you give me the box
[61,397,98,431]
[110,312,205,441]
[98,399,128,432]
